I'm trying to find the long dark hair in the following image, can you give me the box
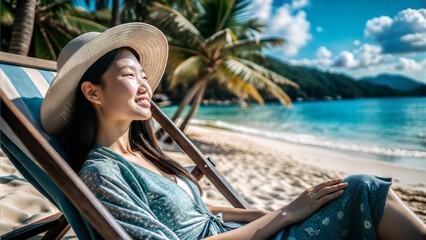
[60,47,203,193]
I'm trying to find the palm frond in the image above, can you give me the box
[67,6,111,26]
[265,82,293,106]
[216,0,236,31]
[91,8,112,25]
[0,1,14,26]
[234,57,299,87]
[216,57,293,106]
[216,58,268,89]
[245,18,266,35]
[204,28,236,49]
[150,2,204,49]
[170,45,201,56]
[167,46,200,75]
[224,77,265,104]
[35,27,57,60]
[44,17,78,35]
[223,37,284,55]
[241,83,265,104]
[171,55,206,89]
[62,15,108,32]
[167,0,200,18]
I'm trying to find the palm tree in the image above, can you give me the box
[150,0,298,133]
[8,0,36,55]
[2,0,109,60]
[120,0,198,23]
[111,0,120,26]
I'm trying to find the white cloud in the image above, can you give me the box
[316,46,332,59]
[333,51,359,68]
[289,46,333,67]
[364,16,393,36]
[401,32,426,47]
[251,0,312,56]
[364,8,426,54]
[251,0,273,21]
[292,0,309,10]
[353,40,361,46]
[316,26,323,32]
[291,44,388,69]
[269,4,311,56]
[395,58,423,70]
[355,44,383,67]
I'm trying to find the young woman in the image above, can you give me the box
[41,23,426,240]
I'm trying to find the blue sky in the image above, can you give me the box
[251,0,426,82]
[73,0,426,83]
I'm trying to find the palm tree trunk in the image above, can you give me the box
[9,0,36,55]
[179,81,206,132]
[158,67,213,142]
[171,80,204,122]
[170,68,213,121]
[162,81,206,143]
[111,0,120,27]
[155,79,203,140]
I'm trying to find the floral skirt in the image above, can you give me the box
[272,174,392,240]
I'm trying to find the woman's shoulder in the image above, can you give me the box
[78,145,121,179]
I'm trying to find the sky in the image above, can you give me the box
[250,0,426,83]
[73,0,426,83]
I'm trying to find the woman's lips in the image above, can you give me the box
[135,98,151,107]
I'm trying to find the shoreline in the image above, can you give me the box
[185,125,426,191]
[188,119,426,166]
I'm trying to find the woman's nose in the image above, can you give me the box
[137,80,151,95]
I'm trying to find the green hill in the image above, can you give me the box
[360,74,424,92]
[261,57,420,101]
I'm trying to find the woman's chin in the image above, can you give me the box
[133,111,152,121]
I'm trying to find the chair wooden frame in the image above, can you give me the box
[0,52,251,239]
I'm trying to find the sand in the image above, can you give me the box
[1,125,425,238]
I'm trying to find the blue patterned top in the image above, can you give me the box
[79,145,392,240]
[79,145,244,239]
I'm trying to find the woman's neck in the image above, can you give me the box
[96,119,135,155]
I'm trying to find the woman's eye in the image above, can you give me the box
[124,73,134,77]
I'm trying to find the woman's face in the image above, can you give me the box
[97,49,152,122]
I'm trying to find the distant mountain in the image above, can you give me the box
[164,57,425,103]
[359,74,424,92]
[260,57,409,101]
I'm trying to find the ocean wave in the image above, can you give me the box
[191,119,426,159]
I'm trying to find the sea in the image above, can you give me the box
[161,97,426,169]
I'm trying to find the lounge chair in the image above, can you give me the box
[0,52,250,239]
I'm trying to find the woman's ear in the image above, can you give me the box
[81,81,102,105]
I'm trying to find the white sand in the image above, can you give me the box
[173,125,426,221]
[0,153,59,237]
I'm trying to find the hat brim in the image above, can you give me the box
[41,23,168,135]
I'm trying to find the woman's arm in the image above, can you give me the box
[207,205,271,223]
[203,178,348,240]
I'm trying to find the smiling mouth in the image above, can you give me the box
[135,98,151,107]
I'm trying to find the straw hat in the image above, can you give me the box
[40,22,168,135]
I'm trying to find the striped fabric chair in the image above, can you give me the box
[0,54,122,239]
[0,52,250,239]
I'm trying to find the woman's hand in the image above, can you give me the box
[203,179,347,240]
[281,178,348,225]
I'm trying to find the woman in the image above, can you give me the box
[40,23,426,239]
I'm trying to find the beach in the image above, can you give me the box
[1,125,425,238]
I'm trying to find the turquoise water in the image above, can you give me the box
[161,97,426,168]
